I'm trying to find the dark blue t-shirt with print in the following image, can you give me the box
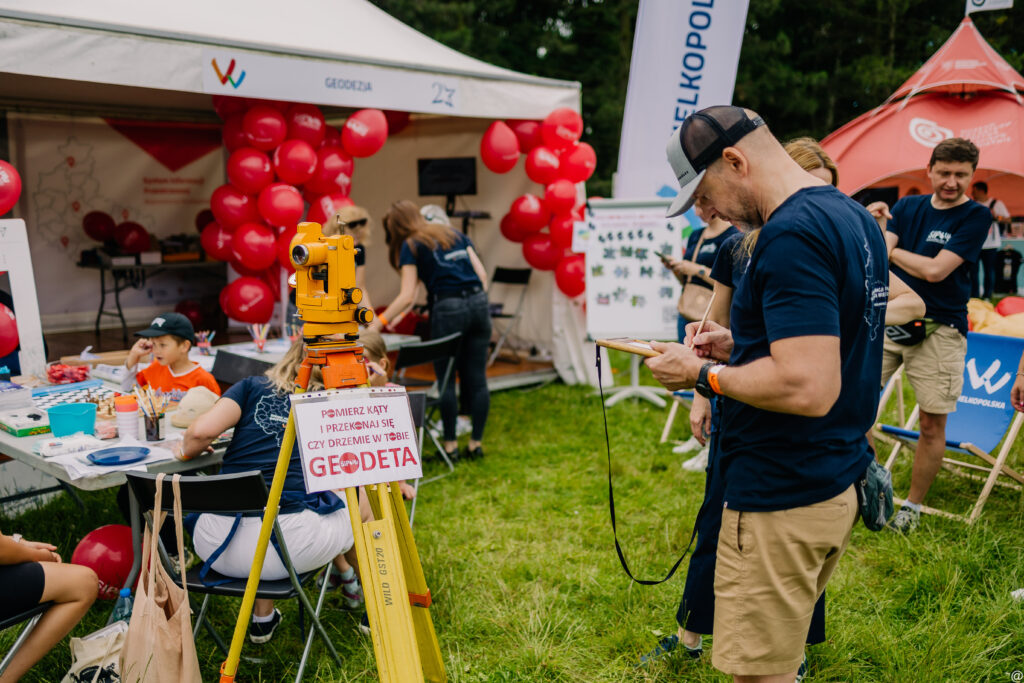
[683,225,741,291]
[721,186,887,512]
[399,231,481,300]
[888,195,991,334]
[221,376,343,514]
[710,232,749,290]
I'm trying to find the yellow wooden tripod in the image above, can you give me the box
[218,222,444,682]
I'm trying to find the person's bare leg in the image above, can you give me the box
[0,563,98,683]
[468,439,482,451]
[907,410,948,504]
[443,440,458,453]
[734,673,798,683]
[253,598,275,618]
[676,626,701,649]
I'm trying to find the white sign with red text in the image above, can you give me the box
[292,387,421,493]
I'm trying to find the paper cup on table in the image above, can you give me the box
[114,396,140,441]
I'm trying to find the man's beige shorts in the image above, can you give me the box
[711,485,858,677]
[880,325,966,414]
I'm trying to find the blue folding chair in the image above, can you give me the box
[875,332,1024,524]
[659,390,695,444]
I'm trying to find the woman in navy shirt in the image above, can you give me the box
[371,201,491,461]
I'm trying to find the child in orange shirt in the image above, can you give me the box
[121,313,220,399]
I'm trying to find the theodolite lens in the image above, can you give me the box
[291,244,311,266]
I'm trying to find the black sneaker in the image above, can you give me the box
[463,446,484,460]
[248,609,282,644]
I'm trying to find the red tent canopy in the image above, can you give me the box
[822,17,1024,215]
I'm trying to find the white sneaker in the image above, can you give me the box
[681,447,709,472]
[1011,588,1024,601]
[672,436,702,455]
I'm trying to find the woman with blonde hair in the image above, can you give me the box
[370,200,490,461]
[179,341,364,644]
[323,204,374,311]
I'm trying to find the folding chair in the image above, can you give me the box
[392,332,462,472]
[124,471,341,682]
[874,332,1024,524]
[0,602,53,678]
[659,390,694,444]
[487,267,531,366]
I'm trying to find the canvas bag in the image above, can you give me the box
[677,232,713,320]
[119,474,202,683]
[61,620,128,683]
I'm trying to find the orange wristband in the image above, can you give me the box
[707,364,724,395]
[377,313,389,326]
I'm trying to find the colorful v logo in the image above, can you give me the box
[211,59,246,89]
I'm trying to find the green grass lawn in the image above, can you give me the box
[4,353,1024,681]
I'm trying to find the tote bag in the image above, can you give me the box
[677,233,712,320]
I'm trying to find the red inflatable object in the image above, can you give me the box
[284,103,327,147]
[499,213,531,243]
[307,193,354,225]
[257,183,304,228]
[995,296,1024,316]
[321,125,341,148]
[273,140,318,186]
[212,95,248,120]
[560,142,597,183]
[0,303,17,357]
[384,110,411,136]
[510,194,551,232]
[307,146,354,195]
[222,113,249,153]
[341,109,388,158]
[525,146,561,185]
[174,299,203,330]
[226,147,274,195]
[480,121,520,174]
[541,108,584,151]
[549,213,576,249]
[523,232,562,271]
[0,160,22,215]
[230,222,277,270]
[194,209,215,234]
[210,184,260,229]
[200,221,233,261]
[222,276,275,323]
[71,525,135,600]
[506,119,543,153]
[114,222,150,253]
[82,211,116,242]
[242,105,288,151]
[555,253,586,297]
[277,227,297,272]
[544,179,576,215]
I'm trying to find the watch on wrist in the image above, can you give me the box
[695,362,715,399]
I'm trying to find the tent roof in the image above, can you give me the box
[887,17,1024,103]
[0,0,579,119]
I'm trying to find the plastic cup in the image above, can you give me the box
[114,396,140,441]
[143,413,165,441]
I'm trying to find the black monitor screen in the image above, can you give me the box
[417,157,477,197]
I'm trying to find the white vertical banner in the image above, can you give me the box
[966,0,1013,13]
[615,0,750,200]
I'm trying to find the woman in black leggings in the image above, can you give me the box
[371,201,491,461]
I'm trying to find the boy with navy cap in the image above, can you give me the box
[121,312,219,399]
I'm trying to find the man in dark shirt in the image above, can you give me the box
[646,106,887,682]
[866,138,990,534]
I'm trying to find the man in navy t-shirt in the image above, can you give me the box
[866,138,990,534]
[646,106,887,681]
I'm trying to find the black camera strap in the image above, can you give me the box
[595,344,700,585]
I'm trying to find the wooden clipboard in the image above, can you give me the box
[596,338,661,358]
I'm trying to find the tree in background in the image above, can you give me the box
[372,0,1020,197]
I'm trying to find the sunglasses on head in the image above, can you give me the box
[338,217,368,229]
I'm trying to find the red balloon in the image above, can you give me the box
[307,146,354,195]
[0,303,17,357]
[82,211,116,242]
[307,193,355,225]
[285,103,326,147]
[510,194,551,232]
[480,121,520,174]
[194,209,215,233]
[506,120,543,153]
[320,125,341,148]
[341,109,388,158]
[384,110,411,136]
[570,204,585,221]
[525,146,561,185]
[260,263,283,302]
[242,105,288,151]
[499,213,531,243]
[523,233,562,271]
[273,139,318,186]
[212,95,248,120]
[201,221,233,261]
[230,222,277,270]
[210,184,260,229]
[544,179,577,215]
[996,296,1024,316]
[174,299,203,329]
[0,161,22,215]
[72,525,135,600]
[541,108,584,151]
[561,142,597,183]
[115,222,150,253]
[549,213,576,249]
[222,114,249,152]
[222,276,275,323]
[219,286,230,313]
[278,227,297,272]
[257,183,304,228]
[226,147,274,195]
[555,253,586,297]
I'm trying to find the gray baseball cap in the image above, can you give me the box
[665,106,766,217]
